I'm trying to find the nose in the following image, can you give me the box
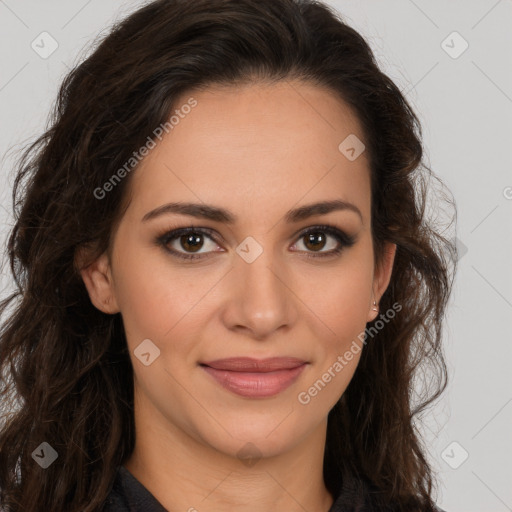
[220,244,298,340]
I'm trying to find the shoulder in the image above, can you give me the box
[329,476,448,512]
[102,465,168,512]
[101,466,130,511]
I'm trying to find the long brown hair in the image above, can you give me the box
[0,0,457,510]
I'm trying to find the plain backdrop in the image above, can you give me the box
[0,1,511,511]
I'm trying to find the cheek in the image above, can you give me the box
[110,242,177,340]
[294,242,374,343]
[111,241,223,348]
[291,241,374,406]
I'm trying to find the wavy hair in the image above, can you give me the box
[0,0,457,510]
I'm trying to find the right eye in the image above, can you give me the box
[156,227,223,260]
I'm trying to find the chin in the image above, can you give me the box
[191,412,312,460]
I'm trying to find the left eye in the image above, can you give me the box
[156,225,356,260]
[292,229,342,254]
[289,225,357,258]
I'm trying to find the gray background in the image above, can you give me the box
[0,1,511,511]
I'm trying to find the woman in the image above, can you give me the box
[0,0,457,510]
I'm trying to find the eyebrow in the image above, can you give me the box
[141,199,363,224]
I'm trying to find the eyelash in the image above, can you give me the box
[155,224,356,261]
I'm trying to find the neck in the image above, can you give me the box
[124,395,335,512]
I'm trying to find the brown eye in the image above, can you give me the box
[157,224,356,261]
[303,231,328,252]
[157,227,221,260]
[291,225,357,258]
[179,233,204,253]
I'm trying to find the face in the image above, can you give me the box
[80,80,395,460]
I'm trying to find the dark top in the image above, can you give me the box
[103,465,447,512]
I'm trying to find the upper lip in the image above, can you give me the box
[200,357,307,372]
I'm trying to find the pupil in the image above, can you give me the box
[182,233,203,252]
[305,232,325,251]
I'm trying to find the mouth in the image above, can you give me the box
[199,357,308,398]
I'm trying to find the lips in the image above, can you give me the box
[199,357,308,398]
[200,357,307,372]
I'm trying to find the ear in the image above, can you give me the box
[75,246,120,315]
[367,242,397,322]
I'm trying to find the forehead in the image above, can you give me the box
[127,80,371,224]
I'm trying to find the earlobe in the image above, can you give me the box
[367,242,397,322]
[76,249,120,315]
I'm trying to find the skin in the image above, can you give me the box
[80,79,396,512]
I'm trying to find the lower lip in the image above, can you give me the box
[200,364,308,398]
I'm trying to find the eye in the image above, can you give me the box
[156,224,356,260]
[156,227,222,260]
[290,225,356,258]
